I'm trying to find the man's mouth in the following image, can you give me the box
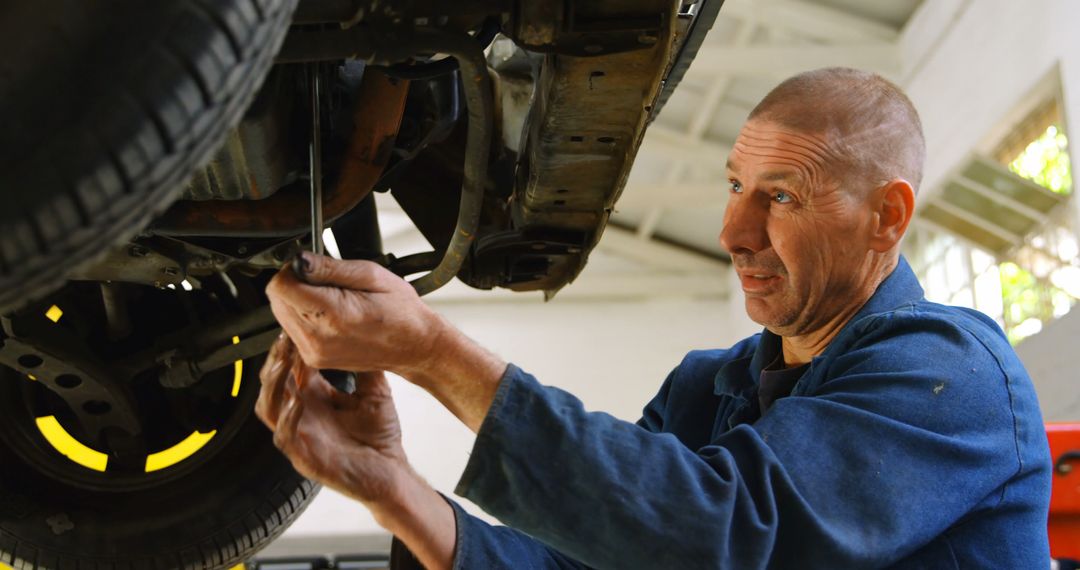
[737,271,783,294]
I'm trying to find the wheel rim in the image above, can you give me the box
[0,280,267,492]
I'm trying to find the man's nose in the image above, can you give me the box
[719,194,769,255]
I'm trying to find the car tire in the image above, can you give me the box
[0,355,317,570]
[0,0,297,314]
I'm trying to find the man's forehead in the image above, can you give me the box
[725,146,811,180]
[725,156,805,183]
[726,119,837,178]
[735,119,833,150]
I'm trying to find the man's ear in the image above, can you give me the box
[869,179,915,253]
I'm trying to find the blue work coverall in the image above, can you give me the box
[393,258,1051,568]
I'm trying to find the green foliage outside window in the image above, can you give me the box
[999,124,1075,345]
[1008,125,1072,195]
[999,262,1053,344]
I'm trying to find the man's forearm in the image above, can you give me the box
[402,316,508,433]
[371,470,458,570]
[366,320,506,568]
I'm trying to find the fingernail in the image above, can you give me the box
[291,253,312,279]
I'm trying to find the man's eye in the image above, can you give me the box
[773,190,793,204]
[730,181,742,193]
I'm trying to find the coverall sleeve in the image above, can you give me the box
[450,314,1027,568]
[389,496,589,569]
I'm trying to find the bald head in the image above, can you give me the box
[747,67,925,195]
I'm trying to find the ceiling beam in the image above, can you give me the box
[955,175,1051,225]
[691,44,902,78]
[928,198,1023,246]
[593,224,727,272]
[631,18,755,242]
[911,216,990,255]
[685,18,758,138]
[617,183,726,211]
[722,0,900,43]
[425,269,731,304]
[640,124,733,165]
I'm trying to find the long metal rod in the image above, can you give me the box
[280,28,494,296]
[309,67,325,255]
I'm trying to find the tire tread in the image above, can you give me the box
[0,0,312,566]
[0,0,297,313]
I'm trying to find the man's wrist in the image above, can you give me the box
[399,311,458,384]
[395,315,507,432]
[367,468,456,570]
[365,465,421,531]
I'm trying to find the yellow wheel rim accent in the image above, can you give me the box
[30,338,241,472]
[145,430,217,473]
[34,416,108,472]
[45,304,63,323]
[231,335,243,398]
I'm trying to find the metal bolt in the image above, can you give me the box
[237,246,248,255]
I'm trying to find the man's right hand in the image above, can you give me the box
[255,333,409,506]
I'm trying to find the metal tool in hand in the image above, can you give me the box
[292,67,355,394]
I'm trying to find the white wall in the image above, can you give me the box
[1016,306,1080,422]
[899,0,1080,418]
[902,0,1080,199]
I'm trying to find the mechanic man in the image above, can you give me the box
[255,67,1051,568]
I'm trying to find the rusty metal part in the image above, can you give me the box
[182,70,301,201]
[277,25,494,296]
[69,237,300,288]
[69,242,186,287]
[151,69,409,237]
[508,1,665,57]
[406,29,494,296]
[291,0,508,25]
[506,0,679,295]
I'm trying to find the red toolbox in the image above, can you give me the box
[1047,422,1080,559]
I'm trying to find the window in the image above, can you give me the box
[910,92,1078,345]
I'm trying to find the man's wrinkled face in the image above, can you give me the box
[720,120,876,336]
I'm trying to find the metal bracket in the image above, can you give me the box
[0,316,141,443]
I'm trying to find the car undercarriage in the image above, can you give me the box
[0,1,720,567]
